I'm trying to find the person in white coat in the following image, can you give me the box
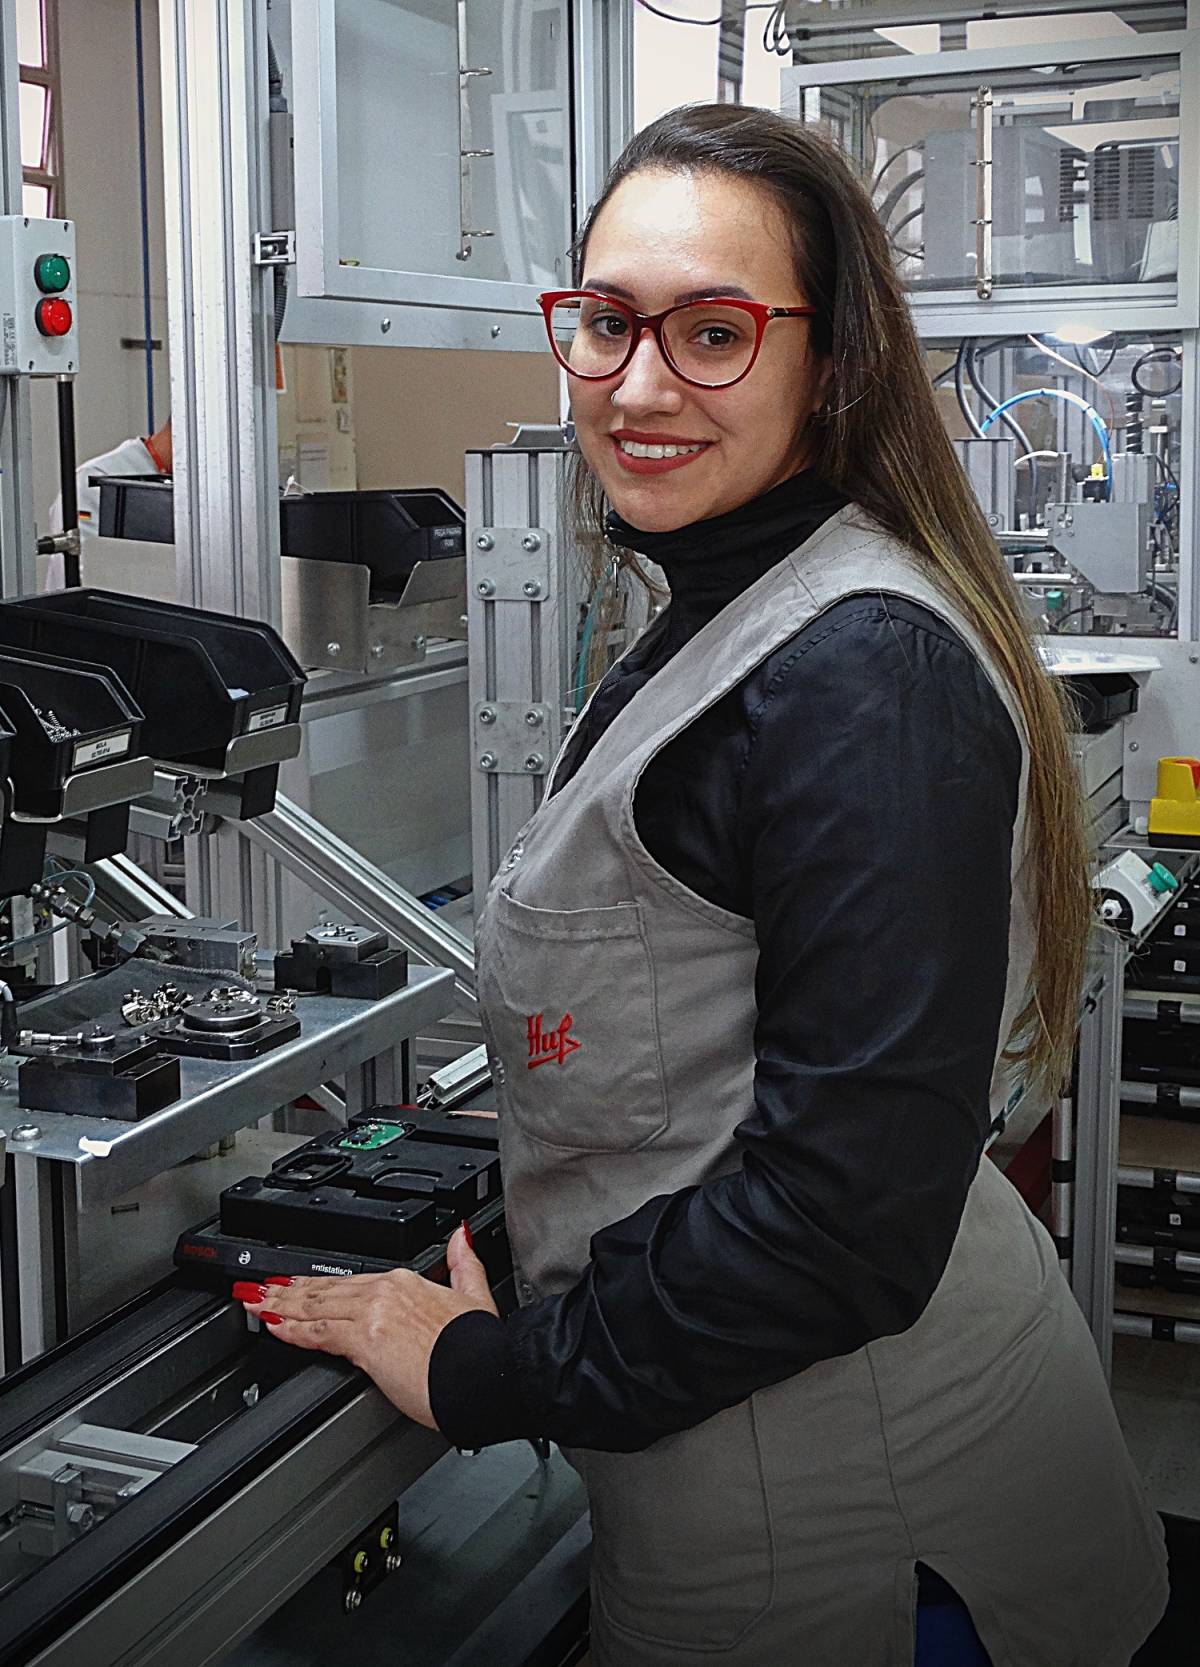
[43,416,171,589]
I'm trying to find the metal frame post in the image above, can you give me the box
[0,0,39,599]
[159,0,281,625]
[1071,930,1126,1377]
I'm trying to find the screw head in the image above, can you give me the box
[1190,654,1199,665]
[524,754,544,772]
[522,580,542,599]
[370,643,384,659]
[521,534,541,552]
[326,641,341,656]
[380,316,391,334]
[411,635,426,652]
[478,707,496,725]
[385,1551,403,1573]
[524,709,543,727]
[476,579,495,598]
[490,324,501,339]
[479,752,497,770]
[10,1125,40,1142]
[475,533,494,552]
[1129,741,1140,752]
[344,1588,362,1613]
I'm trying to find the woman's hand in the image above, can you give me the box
[235,1225,498,1430]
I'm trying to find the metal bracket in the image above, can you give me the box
[470,529,552,602]
[253,230,296,267]
[972,85,994,301]
[473,701,552,775]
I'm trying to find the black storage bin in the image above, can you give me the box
[279,487,464,601]
[1062,672,1139,733]
[0,591,303,775]
[96,475,173,543]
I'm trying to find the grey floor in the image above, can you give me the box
[1112,1334,1200,1518]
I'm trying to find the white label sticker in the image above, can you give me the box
[247,703,288,733]
[73,730,131,770]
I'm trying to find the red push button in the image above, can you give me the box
[35,297,72,337]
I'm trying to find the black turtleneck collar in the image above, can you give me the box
[605,470,848,643]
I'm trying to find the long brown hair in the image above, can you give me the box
[570,103,1091,1092]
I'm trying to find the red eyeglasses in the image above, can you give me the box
[539,290,817,391]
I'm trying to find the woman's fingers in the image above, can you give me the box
[447,1224,496,1309]
[259,1309,360,1358]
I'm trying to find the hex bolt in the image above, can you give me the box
[524,754,544,772]
[326,641,341,656]
[66,1502,95,1531]
[475,533,494,552]
[522,533,541,552]
[10,1125,41,1143]
[411,635,426,652]
[525,710,543,728]
[478,708,497,725]
[479,753,498,770]
[476,579,495,598]
[522,580,542,599]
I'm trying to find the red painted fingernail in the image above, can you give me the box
[460,1219,475,1251]
[258,1311,284,1326]
[233,1282,268,1303]
[264,1276,294,1286]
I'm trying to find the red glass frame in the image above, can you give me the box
[538,289,817,390]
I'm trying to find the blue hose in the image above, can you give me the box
[981,388,1111,498]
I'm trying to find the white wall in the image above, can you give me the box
[31,0,168,535]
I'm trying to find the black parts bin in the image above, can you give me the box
[0,646,152,883]
[279,486,468,675]
[0,592,304,818]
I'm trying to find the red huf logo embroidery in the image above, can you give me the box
[527,1011,582,1069]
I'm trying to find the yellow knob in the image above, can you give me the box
[353,1551,370,1575]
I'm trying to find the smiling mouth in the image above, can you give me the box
[615,439,708,459]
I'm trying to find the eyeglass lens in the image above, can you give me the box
[549,296,758,387]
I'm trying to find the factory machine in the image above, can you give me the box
[0,575,548,1666]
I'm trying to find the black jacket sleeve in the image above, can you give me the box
[429,603,1023,1453]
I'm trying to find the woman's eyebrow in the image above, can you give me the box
[584,279,756,304]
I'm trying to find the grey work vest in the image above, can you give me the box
[475,507,1167,1667]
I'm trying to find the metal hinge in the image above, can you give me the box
[253,230,296,267]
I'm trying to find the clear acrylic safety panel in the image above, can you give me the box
[800,52,1181,299]
[785,3,1186,66]
[308,0,573,303]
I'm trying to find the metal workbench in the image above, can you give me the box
[0,967,456,1366]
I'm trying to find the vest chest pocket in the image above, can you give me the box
[479,887,669,1153]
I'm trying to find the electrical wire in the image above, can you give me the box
[1027,334,1118,432]
[1047,605,1094,635]
[633,0,783,24]
[965,340,1039,519]
[873,144,922,191]
[5,867,97,953]
[1131,346,1182,398]
[954,341,986,439]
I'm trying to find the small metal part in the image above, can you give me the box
[385,1551,403,1573]
[265,990,297,1015]
[242,1384,260,1409]
[10,1125,40,1143]
[344,1589,362,1614]
[17,1031,86,1050]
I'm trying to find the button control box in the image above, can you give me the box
[0,215,78,376]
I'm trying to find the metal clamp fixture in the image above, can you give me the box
[252,230,296,267]
[972,85,994,301]
[454,0,495,262]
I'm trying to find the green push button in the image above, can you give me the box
[1045,589,1065,612]
[1148,862,1180,895]
[33,253,70,294]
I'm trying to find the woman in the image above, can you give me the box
[241,106,1168,1665]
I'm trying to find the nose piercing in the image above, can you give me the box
[610,389,619,406]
